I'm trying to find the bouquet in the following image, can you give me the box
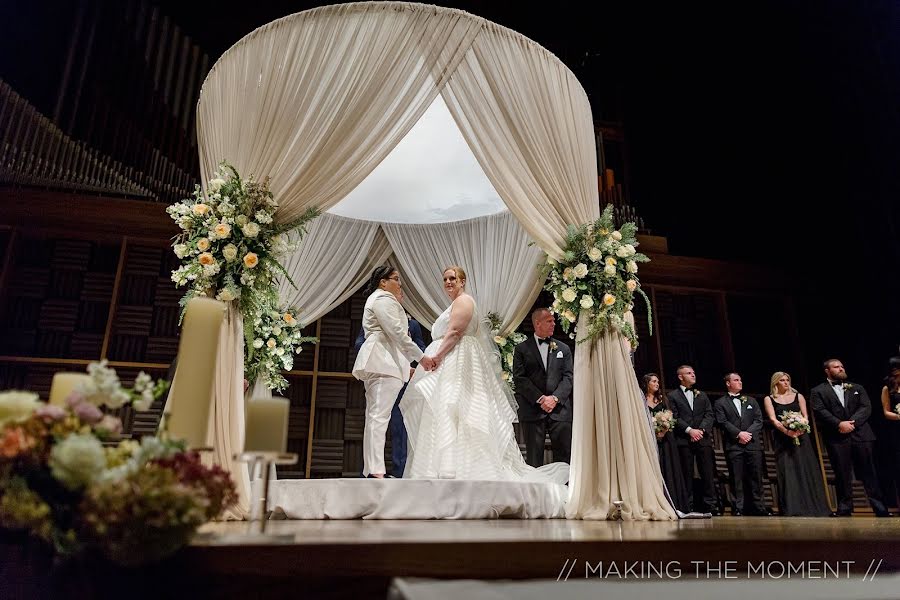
[0,362,237,565]
[894,402,900,417]
[779,410,810,446]
[542,204,651,347]
[486,312,526,391]
[167,162,319,389]
[652,409,675,434]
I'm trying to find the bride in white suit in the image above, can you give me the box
[352,266,435,478]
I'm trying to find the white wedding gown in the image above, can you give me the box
[401,301,569,484]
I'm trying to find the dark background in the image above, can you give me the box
[2,0,898,391]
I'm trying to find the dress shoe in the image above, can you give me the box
[875,511,892,517]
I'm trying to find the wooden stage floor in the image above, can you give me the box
[182,517,900,593]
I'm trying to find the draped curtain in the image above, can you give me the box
[195,2,675,520]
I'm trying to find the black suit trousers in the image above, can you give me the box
[677,442,718,511]
[825,440,887,514]
[724,448,766,513]
[522,418,571,467]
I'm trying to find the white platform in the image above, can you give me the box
[267,478,569,520]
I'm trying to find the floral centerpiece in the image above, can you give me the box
[779,410,810,446]
[167,161,319,389]
[246,306,317,392]
[486,312,526,391]
[542,204,651,347]
[0,363,237,565]
[652,409,675,434]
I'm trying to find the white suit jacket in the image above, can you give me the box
[352,290,424,382]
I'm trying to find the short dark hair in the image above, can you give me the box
[823,358,841,370]
[723,372,740,383]
[676,365,693,375]
[531,307,552,322]
[365,265,397,295]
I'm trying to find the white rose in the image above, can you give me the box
[626,260,639,273]
[235,215,249,227]
[588,247,602,262]
[222,244,238,261]
[563,310,578,322]
[275,347,285,356]
[580,295,594,309]
[173,244,188,259]
[616,245,630,258]
[208,178,226,193]
[626,279,638,292]
[604,264,616,276]
[49,433,106,490]
[552,299,561,310]
[217,288,236,302]
[266,338,277,349]
[253,339,264,349]
[561,287,577,303]
[622,244,636,257]
[272,326,282,336]
[494,336,507,346]
[0,391,41,426]
[605,256,617,267]
[506,354,513,367]
[573,263,589,279]
[242,222,261,238]
[611,231,623,241]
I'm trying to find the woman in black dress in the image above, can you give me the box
[879,358,900,510]
[762,371,830,516]
[643,373,689,512]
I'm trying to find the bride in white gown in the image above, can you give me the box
[401,266,569,484]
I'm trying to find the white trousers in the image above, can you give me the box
[363,376,404,476]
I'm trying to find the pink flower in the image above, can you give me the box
[95,415,122,435]
[35,404,67,421]
[1,427,33,458]
[66,391,87,409]
[73,402,103,424]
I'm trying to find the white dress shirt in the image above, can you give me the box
[682,385,695,434]
[534,334,549,370]
[831,381,845,407]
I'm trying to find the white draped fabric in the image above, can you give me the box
[382,210,544,334]
[196,2,676,521]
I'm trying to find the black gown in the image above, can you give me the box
[770,394,830,516]
[649,402,690,513]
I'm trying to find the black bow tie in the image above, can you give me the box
[730,395,742,400]
[831,381,844,387]
[537,338,549,346]
[682,387,693,393]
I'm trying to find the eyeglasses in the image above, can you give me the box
[387,276,401,282]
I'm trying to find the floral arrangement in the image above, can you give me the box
[652,409,675,434]
[779,410,810,446]
[486,312,526,391]
[246,306,317,392]
[542,204,651,346]
[167,162,319,389]
[0,363,237,565]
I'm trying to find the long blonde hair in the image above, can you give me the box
[770,371,798,397]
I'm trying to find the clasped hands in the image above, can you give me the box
[538,395,559,413]
[417,355,440,372]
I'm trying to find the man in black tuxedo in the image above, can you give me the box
[667,365,719,514]
[715,372,769,516]
[513,308,573,467]
[810,358,889,516]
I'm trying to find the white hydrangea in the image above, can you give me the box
[255,211,273,225]
[50,433,106,490]
[0,391,41,426]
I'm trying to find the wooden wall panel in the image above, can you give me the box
[655,289,728,391]
[0,236,119,357]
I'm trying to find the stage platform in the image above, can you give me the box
[179,517,900,598]
[266,478,569,519]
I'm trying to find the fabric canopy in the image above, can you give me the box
[195,1,676,521]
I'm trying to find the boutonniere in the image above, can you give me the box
[842,382,852,391]
[549,341,558,352]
